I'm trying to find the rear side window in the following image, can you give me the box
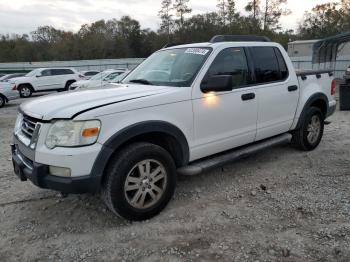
[51,69,74,75]
[85,71,98,76]
[250,47,288,84]
[274,48,289,79]
[61,69,74,75]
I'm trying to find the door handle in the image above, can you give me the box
[288,85,298,92]
[241,93,255,101]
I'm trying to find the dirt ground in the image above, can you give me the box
[0,94,350,262]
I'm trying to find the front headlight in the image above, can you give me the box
[14,113,23,134]
[45,120,101,149]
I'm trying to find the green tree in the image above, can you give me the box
[261,0,291,31]
[159,0,174,38]
[217,0,227,25]
[173,0,192,27]
[226,0,237,25]
[298,2,344,39]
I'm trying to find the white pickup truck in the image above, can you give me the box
[11,68,81,98]
[12,35,337,221]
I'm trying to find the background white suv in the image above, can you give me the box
[12,68,81,97]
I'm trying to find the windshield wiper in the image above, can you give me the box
[128,79,152,85]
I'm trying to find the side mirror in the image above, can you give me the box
[36,74,42,78]
[200,75,233,93]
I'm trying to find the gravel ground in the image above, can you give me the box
[0,94,350,262]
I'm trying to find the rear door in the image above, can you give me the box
[51,69,74,89]
[192,47,258,160]
[249,46,299,141]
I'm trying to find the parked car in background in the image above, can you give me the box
[79,70,100,80]
[11,68,81,98]
[0,82,18,108]
[109,70,130,83]
[0,73,26,82]
[69,69,126,90]
[344,65,350,84]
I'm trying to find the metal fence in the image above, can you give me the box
[0,58,145,73]
[291,56,350,79]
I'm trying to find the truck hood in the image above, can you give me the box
[20,84,176,120]
[10,76,31,83]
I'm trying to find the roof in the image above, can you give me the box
[312,31,350,64]
[163,41,281,51]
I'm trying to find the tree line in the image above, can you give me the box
[0,0,350,62]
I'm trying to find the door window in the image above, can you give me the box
[250,47,287,84]
[206,48,251,88]
[41,69,52,76]
[51,69,74,75]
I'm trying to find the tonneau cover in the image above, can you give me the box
[296,69,333,77]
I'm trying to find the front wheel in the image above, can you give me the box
[101,142,177,221]
[19,85,33,98]
[0,96,5,108]
[292,107,324,151]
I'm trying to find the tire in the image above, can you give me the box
[0,96,5,108]
[101,142,177,221]
[64,80,76,91]
[19,85,33,98]
[292,107,324,151]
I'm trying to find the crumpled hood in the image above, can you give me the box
[20,84,176,120]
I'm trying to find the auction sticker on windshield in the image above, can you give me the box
[185,48,210,56]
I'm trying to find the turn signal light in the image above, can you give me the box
[82,127,99,137]
[12,85,17,91]
[331,79,336,96]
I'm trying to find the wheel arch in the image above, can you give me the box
[295,92,328,130]
[0,93,8,102]
[18,83,34,91]
[91,121,190,186]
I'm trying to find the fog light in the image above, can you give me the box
[49,166,71,177]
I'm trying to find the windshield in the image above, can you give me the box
[25,69,40,77]
[90,71,110,81]
[111,71,130,83]
[123,47,212,87]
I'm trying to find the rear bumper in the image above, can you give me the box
[326,101,337,118]
[4,91,19,101]
[11,144,100,194]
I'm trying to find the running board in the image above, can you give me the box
[177,133,292,176]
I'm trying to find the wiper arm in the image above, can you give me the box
[128,79,152,85]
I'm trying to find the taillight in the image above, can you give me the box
[12,84,17,91]
[331,79,336,95]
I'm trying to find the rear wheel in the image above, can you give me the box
[292,107,324,151]
[101,142,177,221]
[19,85,33,98]
[0,96,5,108]
[64,80,76,91]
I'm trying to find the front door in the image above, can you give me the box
[191,47,258,160]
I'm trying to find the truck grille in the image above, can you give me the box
[21,115,39,140]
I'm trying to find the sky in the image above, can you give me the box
[0,0,338,35]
